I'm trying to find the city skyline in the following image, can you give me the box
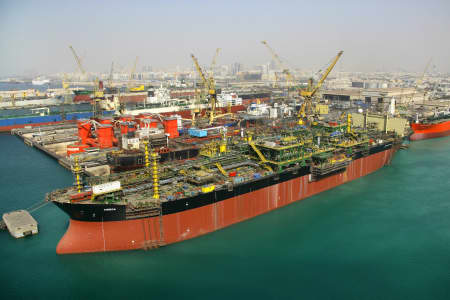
[1,0,449,77]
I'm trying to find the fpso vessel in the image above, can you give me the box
[47,122,400,254]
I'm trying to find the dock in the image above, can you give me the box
[11,123,114,177]
[2,210,38,238]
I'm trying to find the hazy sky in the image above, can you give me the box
[1,0,449,76]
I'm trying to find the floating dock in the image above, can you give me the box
[2,210,38,238]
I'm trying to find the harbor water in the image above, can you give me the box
[1,133,450,299]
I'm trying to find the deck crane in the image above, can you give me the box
[69,45,86,76]
[298,50,343,125]
[261,41,294,91]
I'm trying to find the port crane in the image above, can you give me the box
[108,61,114,88]
[298,50,343,125]
[209,48,221,83]
[261,41,294,90]
[69,45,86,80]
[129,56,145,92]
[191,53,230,124]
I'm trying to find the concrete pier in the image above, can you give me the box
[2,210,38,238]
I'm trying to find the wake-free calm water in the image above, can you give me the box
[1,133,450,299]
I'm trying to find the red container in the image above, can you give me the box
[228,171,237,177]
[163,118,179,138]
[70,191,93,203]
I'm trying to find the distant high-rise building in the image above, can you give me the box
[142,65,153,72]
[231,63,242,75]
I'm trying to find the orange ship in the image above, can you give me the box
[410,119,450,141]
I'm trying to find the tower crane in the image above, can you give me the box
[298,50,343,125]
[261,41,294,90]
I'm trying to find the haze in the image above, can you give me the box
[1,0,449,77]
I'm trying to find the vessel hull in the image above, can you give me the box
[56,147,396,254]
[410,120,450,141]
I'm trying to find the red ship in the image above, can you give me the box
[47,122,401,254]
[410,119,450,140]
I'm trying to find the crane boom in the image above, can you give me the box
[418,57,432,86]
[108,61,114,87]
[191,53,219,124]
[130,56,138,80]
[301,51,343,98]
[298,50,343,126]
[191,54,208,88]
[210,48,221,78]
[261,41,294,87]
[69,45,85,74]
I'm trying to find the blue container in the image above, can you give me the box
[188,128,207,137]
[253,173,261,179]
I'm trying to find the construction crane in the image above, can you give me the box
[191,53,230,124]
[261,41,294,90]
[191,53,216,123]
[298,50,343,125]
[412,58,432,104]
[129,57,144,92]
[69,45,85,75]
[108,61,114,88]
[209,48,221,81]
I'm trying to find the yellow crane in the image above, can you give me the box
[261,41,294,90]
[108,61,114,88]
[298,50,343,125]
[411,57,432,104]
[69,45,86,76]
[62,73,70,90]
[129,56,145,92]
[191,53,230,124]
[209,48,221,83]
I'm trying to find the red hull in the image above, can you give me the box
[57,148,396,254]
[410,120,450,140]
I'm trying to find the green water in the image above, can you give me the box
[1,134,450,299]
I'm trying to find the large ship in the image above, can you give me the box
[410,108,450,140]
[31,78,50,86]
[47,116,401,254]
[0,103,112,132]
